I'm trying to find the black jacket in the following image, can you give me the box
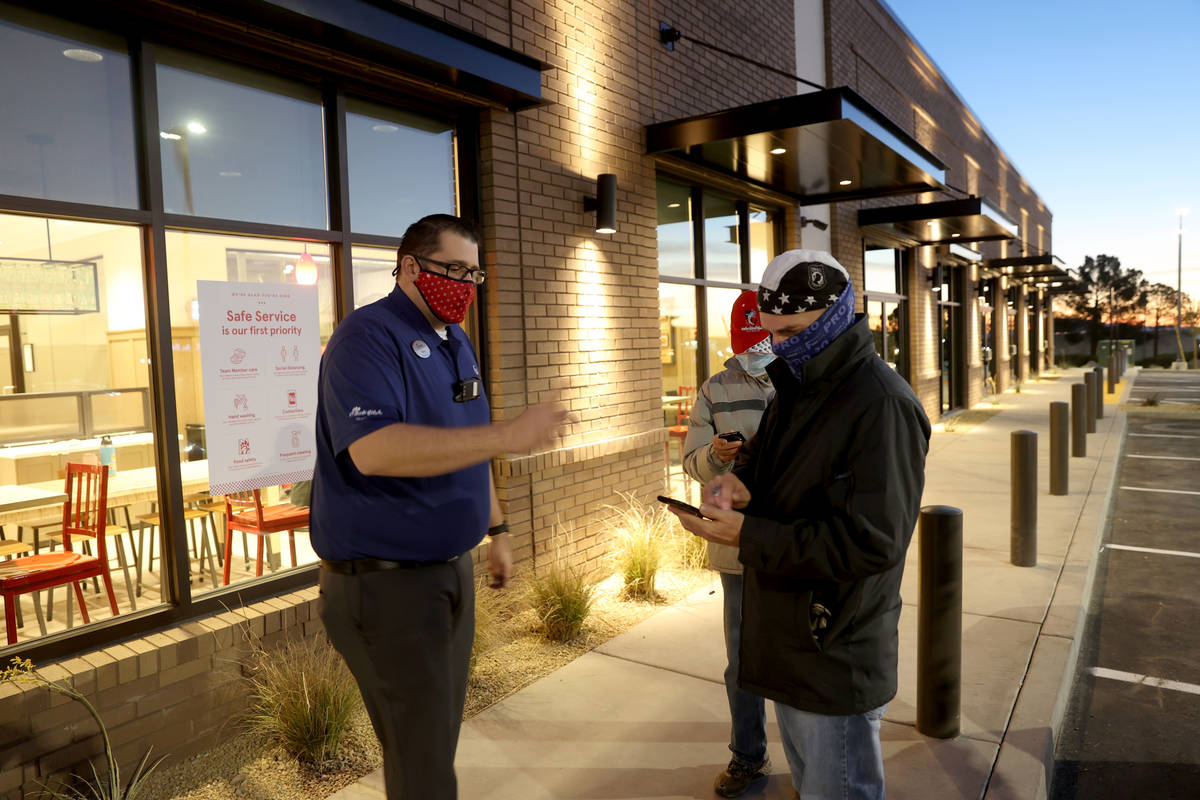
[734,315,930,715]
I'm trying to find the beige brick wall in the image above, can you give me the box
[398,0,799,574]
[0,590,323,800]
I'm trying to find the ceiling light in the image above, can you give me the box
[667,202,680,208]
[218,171,242,178]
[159,131,182,140]
[54,220,74,226]
[951,233,961,238]
[371,124,400,133]
[186,121,207,135]
[770,147,787,155]
[839,179,852,186]
[63,48,103,63]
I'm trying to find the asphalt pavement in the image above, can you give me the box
[1051,374,1200,800]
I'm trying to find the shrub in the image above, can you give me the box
[606,491,678,600]
[1137,353,1195,368]
[673,525,709,571]
[1142,392,1162,406]
[2,657,165,800]
[527,559,595,642]
[242,635,364,768]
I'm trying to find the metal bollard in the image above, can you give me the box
[917,505,962,739]
[1083,372,1097,433]
[1011,430,1038,567]
[1094,367,1105,420]
[1071,382,1088,457]
[1107,355,1116,394]
[1050,402,1069,495]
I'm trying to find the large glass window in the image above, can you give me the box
[157,51,327,227]
[165,231,336,594]
[748,206,779,284]
[0,11,138,208]
[0,9,466,655]
[656,176,782,491]
[703,193,740,283]
[346,100,455,236]
[656,179,693,279]
[705,286,743,374]
[0,213,159,641]
[864,244,907,378]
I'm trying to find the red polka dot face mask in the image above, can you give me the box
[414,269,477,324]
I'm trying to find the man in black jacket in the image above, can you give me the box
[670,250,930,800]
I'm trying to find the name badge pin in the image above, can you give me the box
[412,340,431,359]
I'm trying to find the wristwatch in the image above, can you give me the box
[487,522,509,537]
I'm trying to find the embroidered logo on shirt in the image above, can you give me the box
[348,406,384,419]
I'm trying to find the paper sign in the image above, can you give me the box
[198,281,320,494]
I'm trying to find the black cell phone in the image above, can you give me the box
[657,495,709,519]
[717,431,745,443]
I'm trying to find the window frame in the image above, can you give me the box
[0,12,481,662]
[657,176,783,387]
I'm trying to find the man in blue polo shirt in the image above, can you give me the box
[311,214,568,799]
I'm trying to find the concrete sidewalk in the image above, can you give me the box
[331,366,1130,800]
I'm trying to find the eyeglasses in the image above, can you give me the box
[412,255,486,285]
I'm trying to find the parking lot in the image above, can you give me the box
[1053,371,1200,799]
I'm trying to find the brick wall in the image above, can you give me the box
[0,589,322,800]
[392,0,798,574]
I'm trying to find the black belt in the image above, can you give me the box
[320,556,457,575]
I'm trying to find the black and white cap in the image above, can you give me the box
[757,250,850,315]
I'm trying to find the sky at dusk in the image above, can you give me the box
[881,0,1200,303]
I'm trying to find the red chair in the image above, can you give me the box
[1,463,120,644]
[664,386,695,490]
[222,489,308,585]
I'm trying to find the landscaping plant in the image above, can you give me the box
[241,634,364,768]
[606,491,675,600]
[2,657,165,800]
[527,557,596,642]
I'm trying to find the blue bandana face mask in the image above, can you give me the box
[771,285,856,381]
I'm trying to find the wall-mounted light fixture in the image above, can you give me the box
[799,216,828,231]
[583,173,617,234]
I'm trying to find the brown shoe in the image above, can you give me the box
[713,757,770,797]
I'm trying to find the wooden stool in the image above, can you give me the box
[138,508,219,589]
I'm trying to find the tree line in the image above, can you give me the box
[1062,254,1197,361]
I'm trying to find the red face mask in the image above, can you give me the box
[414,270,477,324]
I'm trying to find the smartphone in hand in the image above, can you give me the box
[717,431,745,443]
[657,495,710,519]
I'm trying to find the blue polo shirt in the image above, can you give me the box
[310,286,491,562]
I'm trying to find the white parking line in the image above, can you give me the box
[1121,486,1200,496]
[1127,454,1200,462]
[1103,543,1200,559]
[1129,433,1200,439]
[1090,667,1200,696]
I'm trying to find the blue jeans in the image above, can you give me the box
[775,701,887,799]
[720,571,767,768]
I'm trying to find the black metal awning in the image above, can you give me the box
[858,197,1017,244]
[981,255,1071,284]
[645,87,946,205]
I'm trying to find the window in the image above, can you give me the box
[0,8,467,654]
[656,175,782,485]
[863,244,907,378]
[0,213,158,635]
[0,11,138,208]
[346,100,456,237]
[156,50,327,227]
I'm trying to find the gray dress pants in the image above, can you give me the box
[318,555,474,799]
